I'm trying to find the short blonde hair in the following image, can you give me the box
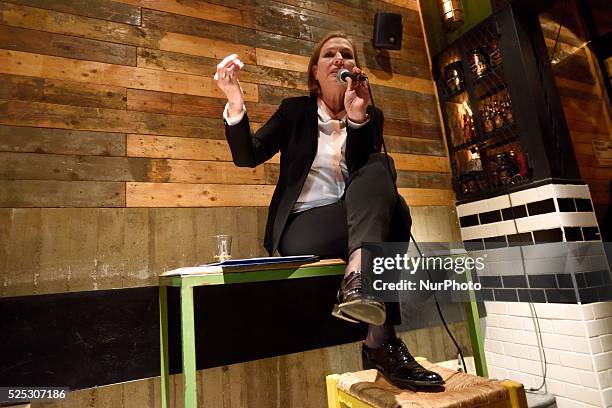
[307,32,360,96]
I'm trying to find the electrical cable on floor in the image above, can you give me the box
[366,80,468,374]
[519,244,549,392]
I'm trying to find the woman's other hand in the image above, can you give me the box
[344,66,370,123]
[215,53,245,117]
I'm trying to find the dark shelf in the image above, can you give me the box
[451,123,518,152]
[473,63,504,84]
[442,87,467,103]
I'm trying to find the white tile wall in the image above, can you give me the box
[592,302,612,319]
[484,301,611,408]
[586,317,612,338]
[597,370,611,389]
[553,184,591,199]
[564,383,604,406]
[604,386,612,407]
[602,335,612,352]
[456,200,486,217]
[486,195,511,212]
[594,352,612,372]
[516,212,561,233]
[546,378,568,397]
[559,212,599,227]
[555,396,596,408]
[559,351,594,371]
[537,184,556,201]
[517,357,545,376]
[510,187,540,206]
[552,319,587,337]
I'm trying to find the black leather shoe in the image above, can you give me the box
[331,270,386,326]
[362,337,445,390]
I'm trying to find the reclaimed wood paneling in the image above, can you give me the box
[0,125,126,156]
[126,182,276,207]
[0,73,127,110]
[0,180,124,207]
[125,181,454,207]
[0,24,137,66]
[114,0,243,26]
[0,2,162,47]
[127,134,231,161]
[3,0,142,25]
[0,50,259,101]
[0,99,227,139]
[159,32,257,64]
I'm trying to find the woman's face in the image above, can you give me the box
[312,37,356,96]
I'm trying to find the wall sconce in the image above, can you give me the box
[440,0,464,31]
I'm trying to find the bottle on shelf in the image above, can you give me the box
[462,113,474,143]
[488,36,503,67]
[483,103,494,133]
[503,94,514,125]
[493,99,504,129]
[469,114,476,140]
[514,148,528,176]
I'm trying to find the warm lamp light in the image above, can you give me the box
[440,0,464,31]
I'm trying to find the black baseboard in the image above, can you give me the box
[0,276,365,392]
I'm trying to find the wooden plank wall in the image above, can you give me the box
[0,0,457,296]
[0,0,466,405]
[539,0,612,221]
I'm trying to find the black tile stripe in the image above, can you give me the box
[507,232,534,246]
[582,227,600,241]
[527,198,556,216]
[597,286,612,301]
[575,198,593,212]
[528,274,558,288]
[533,228,563,244]
[463,238,484,251]
[584,270,604,286]
[479,276,502,288]
[479,209,502,224]
[502,275,528,288]
[545,289,577,303]
[556,274,574,288]
[564,227,583,241]
[460,214,479,228]
[517,289,546,302]
[494,288,518,302]
[474,271,610,303]
[558,198,576,212]
[484,235,508,249]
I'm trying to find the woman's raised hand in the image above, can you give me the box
[215,54,245,116]
[344,66,370,124]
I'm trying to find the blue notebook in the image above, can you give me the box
[207,255,319,267]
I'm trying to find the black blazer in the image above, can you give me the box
[224,94,386,255]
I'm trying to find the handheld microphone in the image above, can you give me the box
[336,69,368,84]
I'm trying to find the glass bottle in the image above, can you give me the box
[493,99,504,129]
[503,94,514,125]
[483,103,494,133]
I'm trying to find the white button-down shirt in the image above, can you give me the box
[223,99,368,213]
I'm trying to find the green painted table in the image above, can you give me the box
[158,258,486,408]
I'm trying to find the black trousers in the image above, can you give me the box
[278,153,407,326]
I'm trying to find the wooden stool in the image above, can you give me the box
[326,358,528,408]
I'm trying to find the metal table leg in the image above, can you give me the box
[464,267,488,377]
[159,286,170,408]
[180,285,198,407]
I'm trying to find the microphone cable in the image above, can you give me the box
[364,79,468,374]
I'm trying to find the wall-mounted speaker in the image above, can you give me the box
[372,12,403,50]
